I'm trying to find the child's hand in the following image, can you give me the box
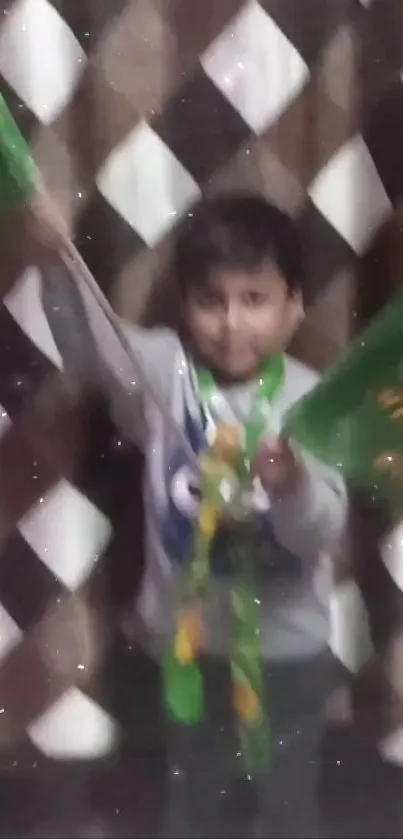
[252,437,303,496]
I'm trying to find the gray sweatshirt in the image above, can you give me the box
[41,265,347,661]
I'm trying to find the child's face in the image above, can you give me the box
[184,264,303,380]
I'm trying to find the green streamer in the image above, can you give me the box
[0,94,37,213]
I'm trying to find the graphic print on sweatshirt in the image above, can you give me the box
[162,404,205,566]
[161,404,276,575]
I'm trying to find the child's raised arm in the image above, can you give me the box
[41,260,179,449]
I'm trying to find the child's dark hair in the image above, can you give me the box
[174,191,304,297]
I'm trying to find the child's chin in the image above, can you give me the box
[213,358,259,382]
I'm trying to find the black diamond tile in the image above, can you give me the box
[259,0,357,66]
[296,199,356,305]
[47,0,129,52]
[0,305,55,420]
[363,82,403,204]
[74,189,144,300]
[0,531,66,632]
[153,66,250,186]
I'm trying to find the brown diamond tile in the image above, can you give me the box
[290,267,356,370]
[0,633,69,746]
[263,57,357,189]
[52,61,139,183]
[112,235,175,325]
[32,127,85,230]
[95,0,179,118]
[209,137,304,216]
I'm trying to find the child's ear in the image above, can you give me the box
[288,288,305,333]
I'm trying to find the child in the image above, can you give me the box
[40,192,346,834]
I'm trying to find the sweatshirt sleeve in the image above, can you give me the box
[269,451,347,558]
[41,261,180,447]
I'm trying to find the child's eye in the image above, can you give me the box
[243,291,267,307]
[194,292,220,310]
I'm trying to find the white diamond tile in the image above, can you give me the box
[0,406,10,439]
[96,120,201,247]
[0,0,86,124]
[379,729,403,766]
[381,520,403,592]
[201,0,309,134]
[329,579,373,672]
[28,688,117,758]
[4,267,62,368]
[0,602,23,664]
[18,479,111,591]
[308,135,392,254]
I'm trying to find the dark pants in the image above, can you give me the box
[92,648,403,838]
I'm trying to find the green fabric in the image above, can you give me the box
[284,286,403,507]
[197,354,285,460]
[0,94,37,213]
[164,357,285,772]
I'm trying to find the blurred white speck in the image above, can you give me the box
[77,664,85,670]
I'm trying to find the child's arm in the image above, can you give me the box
[41,261,180,446]
[254,439,347,557]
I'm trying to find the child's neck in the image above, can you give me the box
[191,350,277,388]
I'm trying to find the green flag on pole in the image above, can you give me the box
[285,287,403,506]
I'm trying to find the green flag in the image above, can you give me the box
[0,93,38,213]
[285,287,403,506]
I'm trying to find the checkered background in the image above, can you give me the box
[1,0,403,767]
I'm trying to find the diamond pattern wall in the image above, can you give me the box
[0,0,403,767]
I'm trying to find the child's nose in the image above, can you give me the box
[223,301,242,331]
